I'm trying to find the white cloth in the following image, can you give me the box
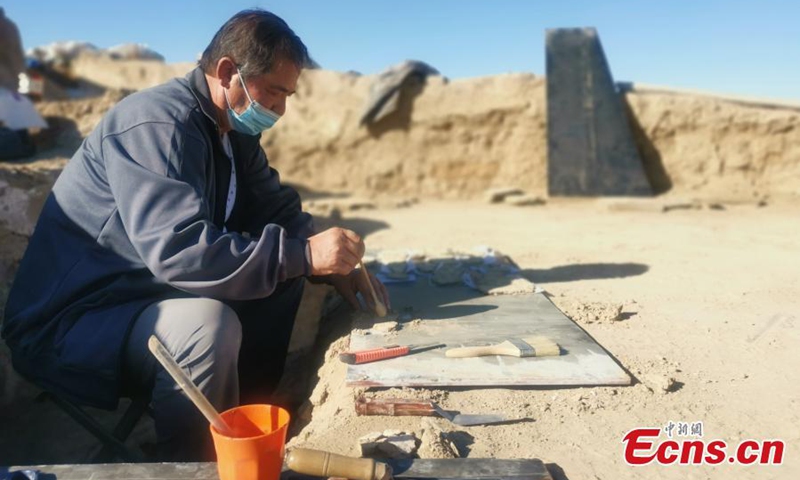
[220,133,237,232]
[0,87,47,129]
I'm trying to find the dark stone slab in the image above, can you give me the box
[546,27,652,196]
[3,458,555,479]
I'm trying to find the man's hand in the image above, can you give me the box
[330,269,391,314]
[307,227,365,276]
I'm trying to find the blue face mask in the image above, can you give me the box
[224,68,281,136]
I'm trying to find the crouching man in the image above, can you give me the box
[2,9,389,460]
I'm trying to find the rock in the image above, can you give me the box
[378,250,409,273]
[414,260,439,273]
[469,269,536,295]
[347,201,376,211]
[643,373,677,393]
[418,418,460,459]
[384,271,412,280]
[358,430,419,459]
[403,319,423,330]
[372,320,399,334]
[394,198,418,208]
[662,201,702,213]
[484,187,524,203]
[308,383,329,406]
[431,263,463,285]
[601,198,664,213]
[505,194,546,207]
[486,276,537,295]
[562,301,623,324]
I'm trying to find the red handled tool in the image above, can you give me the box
[339,343,445,365]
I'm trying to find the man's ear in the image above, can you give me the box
[216,57,237,89]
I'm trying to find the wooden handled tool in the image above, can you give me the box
[360,261,387,317]
[339,343,444,365]
[147,335,235,437]
[355,396,509,426]
[285,448,392,480]
[289,449,553,479]
[445,336,560,358]
[355,396,438,417]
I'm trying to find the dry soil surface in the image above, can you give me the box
[288,199,800,480]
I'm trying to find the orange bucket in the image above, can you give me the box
[210,404,291,480]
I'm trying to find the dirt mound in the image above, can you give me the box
[69,55,194,91]
[264,69,800,202]
[34,89,131,149]
[624,90,800,201]
[266,70,547,200]
[11,62,800,204]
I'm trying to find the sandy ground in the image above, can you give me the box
[1,197,798,480]
[287,198,800,480]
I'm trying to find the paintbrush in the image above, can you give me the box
[445,336,560,358]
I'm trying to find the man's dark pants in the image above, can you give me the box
[121,278,304,461]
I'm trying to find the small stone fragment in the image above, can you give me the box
[403,319,424,329]
[484,187,524,203]
[347,200,376,211]
[415,260,440,273]
[378,250,409,269]
[372,320,399,334]
[643,373,677,393]
[662,201,701,213]
[385,270,412,280]
[431,263,464,285]
[505,194,546,207]
[418,418,460,459]
[394,197,418,208]
[358,430,419,459]
[469,270,536,295]
[308,384,328,406]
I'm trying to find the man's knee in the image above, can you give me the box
[147,298,242,361]
[186,299,242,359]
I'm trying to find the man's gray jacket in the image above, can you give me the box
[2,67,314,408]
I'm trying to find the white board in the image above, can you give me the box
[346,281,631,388]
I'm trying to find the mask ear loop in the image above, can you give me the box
[222,86,234,110]
[235,67,255,104]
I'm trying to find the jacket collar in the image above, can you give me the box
[186,66,262,148]
[186,66,222,128]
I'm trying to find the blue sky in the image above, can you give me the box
[5,0,800,100]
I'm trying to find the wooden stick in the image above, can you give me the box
[147,335,234,436]
[359,261,387,317]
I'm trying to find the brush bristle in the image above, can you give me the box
[523,336,561,357]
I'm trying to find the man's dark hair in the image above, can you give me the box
[199,9,311,77]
